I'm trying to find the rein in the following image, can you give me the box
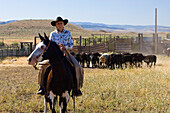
[50,49,73,66]
[40,41,51,58]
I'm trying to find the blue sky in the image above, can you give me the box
[0,0,170,26]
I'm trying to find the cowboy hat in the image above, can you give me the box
[51,17,68,26]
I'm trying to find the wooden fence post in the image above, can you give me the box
[114,36,116,52]
[11,49,13,56]
[80,36,82,46]
[89,38,90,46]
[30,42,33,53]
[79,36,82,53]
[153,33,155,54]
[104,35,105,43]
[7,48,8,56]
[85,39,86,46]
[16,50,17,56]
[138,33,143,52]
[89,38,91,52]
[34,37,37,48]
[140,33,143,52]
[1,50,3,57]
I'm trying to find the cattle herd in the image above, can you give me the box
[70,52,157,69]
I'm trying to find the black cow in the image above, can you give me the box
[144,55,157,68]
[75,53,82,65]
[131,53,139,67]
[81,52,87,68]
[114,53,123,69]
[122,53,133,68]
[131,53,145,68]
[86,53,92,68]
[92,52,101,68]
[137,53,145,67]
[108,54,116,69]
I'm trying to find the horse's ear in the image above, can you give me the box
[39,33,44,41]
[44,32,49,41]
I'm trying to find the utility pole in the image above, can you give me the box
[154,8,158,54]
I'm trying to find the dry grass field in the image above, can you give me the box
[0,20,169,113]
[0,55,169,113]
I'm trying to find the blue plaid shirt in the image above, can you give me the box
[49,29,74,50]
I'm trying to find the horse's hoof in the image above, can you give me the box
[37,89,45,95]
[75,90,83,96]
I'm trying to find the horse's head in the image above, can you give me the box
[27,33,49,65]
[42,40,64,63]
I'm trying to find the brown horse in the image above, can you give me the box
[27,33,76,113]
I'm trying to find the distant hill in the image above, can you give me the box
[0,20,95,39]
[2,20,170,33]
[70,22,170,32]
[0,20,18,25]
[0,20,169,40]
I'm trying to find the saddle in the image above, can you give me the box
[39,60,50,65]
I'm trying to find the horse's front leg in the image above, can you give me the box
[59,91,70,113]
[44,96,47,113]
[48,91,57,113]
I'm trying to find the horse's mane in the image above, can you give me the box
[42,41,64,62]
[49,41,64,57]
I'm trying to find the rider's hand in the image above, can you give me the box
[58,43,66,52]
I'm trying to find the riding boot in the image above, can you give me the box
[37,66,51,95]
[72,69,82,97]
[37,66,46,95]
[37,60,50,95]
[65,50,83,96]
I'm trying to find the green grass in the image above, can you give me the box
[0,55,169,112]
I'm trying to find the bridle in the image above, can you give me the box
[33,40,51,70]
[40,40,51,58]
